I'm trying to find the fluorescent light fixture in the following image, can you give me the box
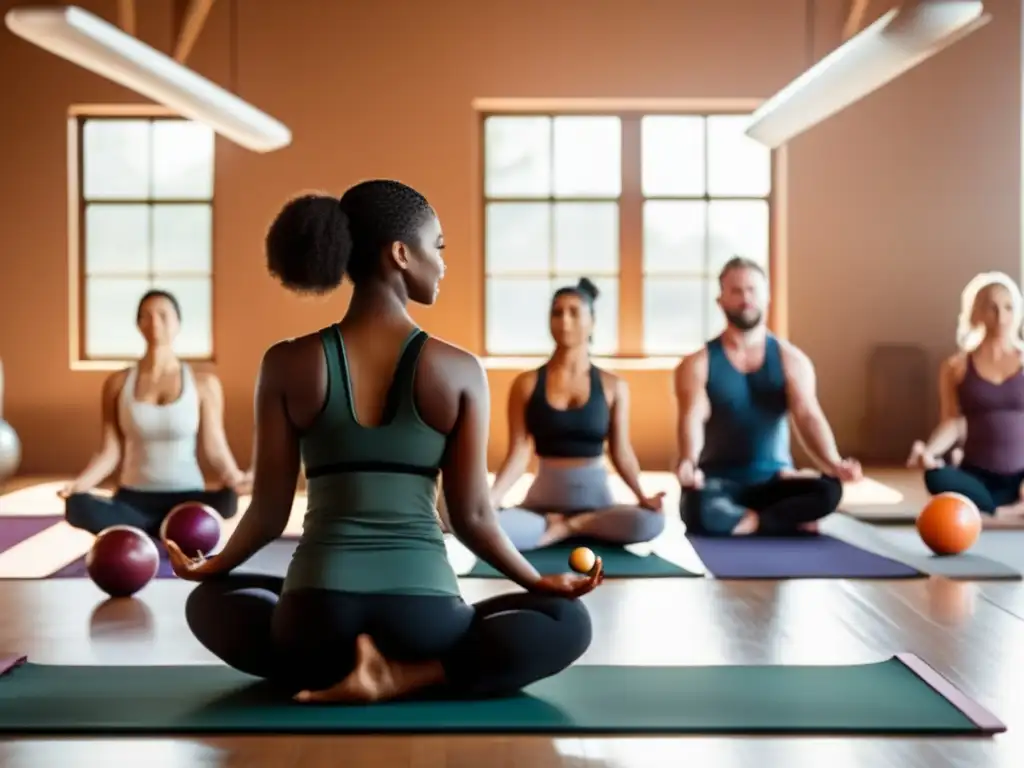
[5,5,291,152]
[745,0,989,148]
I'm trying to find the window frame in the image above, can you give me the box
[66,104,218,371]
[477,101,787,367]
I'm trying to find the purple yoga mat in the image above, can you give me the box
[49,534,301,579]
[0,517,61,553]
[50,555,177,579]
[687,533,923,579]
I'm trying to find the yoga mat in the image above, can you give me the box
[840,504,919,525]
[687,533,923,579]
[0,516,60,552]
[466,539,700,579]
[869,529,1024,581]
[48,536,301,580]
[841,505,1024,530]
[0,653,1003,735]
[822,516,1022,581]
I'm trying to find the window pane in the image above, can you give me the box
[84,204,150,276]
[152,120,215,200]
[643,277,708,355]
[553,117,621,197]
[82,119,151,200]
[84,277,151,358]
[552,274,619,355]
[553,202,619,275]
[155,277,213,358]
[484,117,552,198]
[642,200,706,274]
[486,277,553,355]
[641,116,705,196]
[707,115,772,196]
[485,202,551,274]
[707,200,770,274]
[705,278,726,339]
[152,204,213,274]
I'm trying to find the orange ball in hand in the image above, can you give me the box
[569,546,597,574]
[916,492,981,555]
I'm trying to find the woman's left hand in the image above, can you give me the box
[231,470,254,495]
[638,491,666,512]
[165,540,224,582]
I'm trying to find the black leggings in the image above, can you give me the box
[65,487,239,537]
[681,474,843,535]
[924,464,1024,514]
[185,574,593,698]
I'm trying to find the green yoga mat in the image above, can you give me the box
[0,654,1003,735]
[466,541,699,578]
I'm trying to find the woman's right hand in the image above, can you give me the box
[530,558,604,598]
[165,540,226,582]
[56,481,81,500]
[907,440,943,470]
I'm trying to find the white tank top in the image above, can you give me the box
[118,363,205,492]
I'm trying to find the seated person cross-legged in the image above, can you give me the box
[908,272,1024,521]
[167,181,601,705]
[674,258,860,536]
[489,279,666,551]
[59,290,251,537]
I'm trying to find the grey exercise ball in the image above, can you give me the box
[0,420,21,481]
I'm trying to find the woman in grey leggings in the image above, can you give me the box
[490,278,666,550]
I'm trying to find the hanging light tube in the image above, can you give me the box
[745,1,990,149]
[5,5,292,153]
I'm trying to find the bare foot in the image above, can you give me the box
[994,501,1024,520]
[732,511,759,535]
[294,635,446,705]
[797,520,820,534]
[538,513,573,546]
[565,511,599,534]
[778,468,821,480]
[295,634,396,704]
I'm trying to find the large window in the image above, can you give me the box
[75,116,215,361]
[482,112,772,357]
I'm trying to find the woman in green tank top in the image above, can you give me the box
[166,180,602,704]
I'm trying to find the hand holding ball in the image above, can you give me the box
[159,502,223,558]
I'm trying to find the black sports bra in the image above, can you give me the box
[524,365,610,458]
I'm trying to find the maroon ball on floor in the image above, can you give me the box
[85,526,160,598]
[160,502,222,557]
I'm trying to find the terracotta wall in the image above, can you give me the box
[0,0,1019,476]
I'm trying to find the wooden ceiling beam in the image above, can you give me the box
[173,0,216,64]
[842,0,871,41]
[116,0,136,36]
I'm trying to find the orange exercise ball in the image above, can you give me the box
[568,546,597,574]
[916,492,981,555]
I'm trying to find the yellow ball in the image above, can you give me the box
[569,546,596,574]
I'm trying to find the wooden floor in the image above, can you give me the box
[0,471,1021,767]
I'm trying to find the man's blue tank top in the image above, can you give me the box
[698,334,793,485]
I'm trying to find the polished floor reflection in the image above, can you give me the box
[0,575,1021,767]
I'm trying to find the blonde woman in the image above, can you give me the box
[908,272,1024,518]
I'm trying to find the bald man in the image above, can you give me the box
[673,257,861,536]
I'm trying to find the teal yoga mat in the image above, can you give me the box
[0,654,1003,735]
[466,540,699,578]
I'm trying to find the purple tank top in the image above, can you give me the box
[958,356,1024,474]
